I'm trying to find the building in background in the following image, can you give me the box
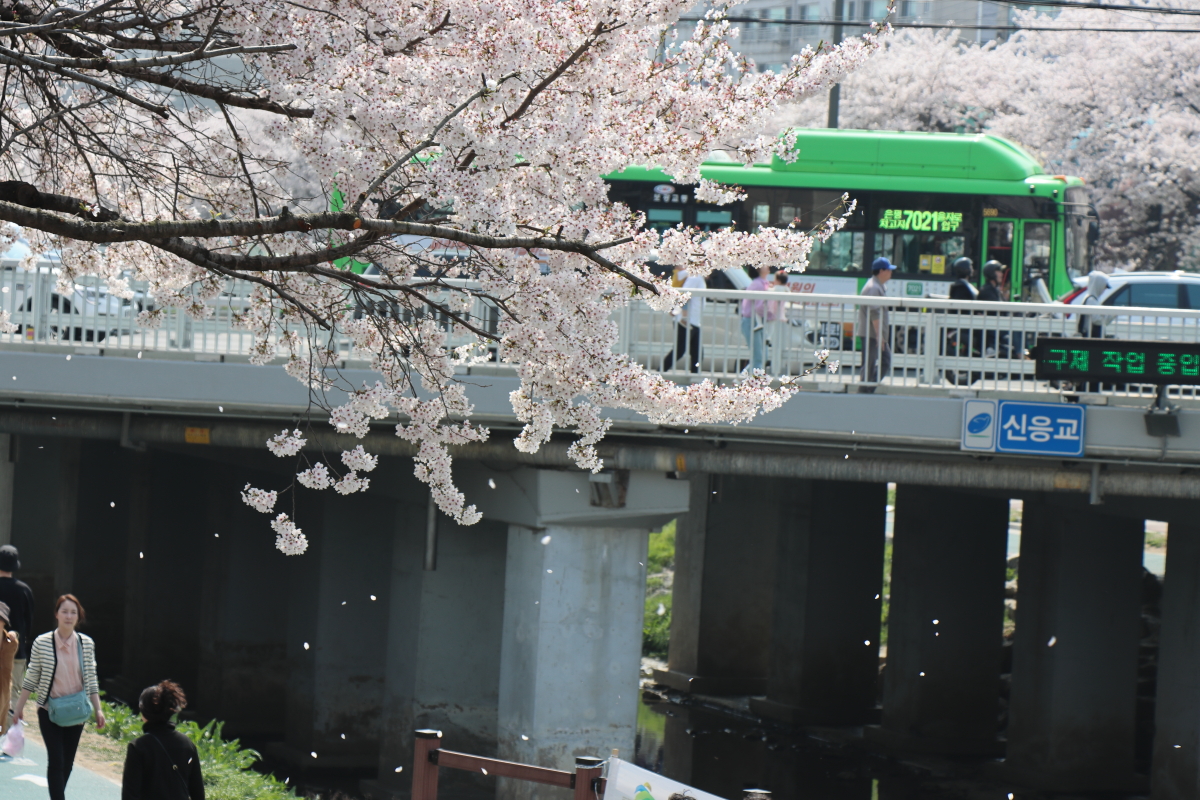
[678,1,1020,73]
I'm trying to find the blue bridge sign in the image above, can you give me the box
[961,399,1086,457]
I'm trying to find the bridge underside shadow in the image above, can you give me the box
[5,408,1200,798]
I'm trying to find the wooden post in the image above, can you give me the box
[573,756,604,800]
[412,729,442,800]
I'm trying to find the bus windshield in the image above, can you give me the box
[1063,186,1097,279]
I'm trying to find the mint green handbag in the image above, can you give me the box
[46,637,91,727]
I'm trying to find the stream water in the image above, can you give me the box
[630,694,1126,800]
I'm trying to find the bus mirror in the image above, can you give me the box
[1087,220,1100,247]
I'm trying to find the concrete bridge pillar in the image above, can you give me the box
[1152,518,1200,799]
[458,465,687,800]
[751,479,887,725]
[1004,498,1143,792]
[655,474,777,696]
[375,506,507,799]
[280,490,395,771]
[871,485,1008,754]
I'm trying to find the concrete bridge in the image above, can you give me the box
[1,269,1200,798]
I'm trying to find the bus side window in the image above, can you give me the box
[696,210,733,231]
[647,208,683,231]
[752,203,770,226]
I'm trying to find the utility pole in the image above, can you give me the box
[827,0,845,128]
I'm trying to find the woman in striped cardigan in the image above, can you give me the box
[12,594,105,800]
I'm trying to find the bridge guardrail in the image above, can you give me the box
[1,260,1195,401]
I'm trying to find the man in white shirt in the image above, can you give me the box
[663,268,705,373]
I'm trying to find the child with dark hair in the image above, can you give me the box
[121,680,205,800]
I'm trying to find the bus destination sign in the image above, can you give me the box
[1032,338,1200,385]
[878,209,964,233]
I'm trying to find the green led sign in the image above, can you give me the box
[878,209,964,232]
[1032,338,1200,385]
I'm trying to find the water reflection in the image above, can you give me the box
[633,695,1026,800]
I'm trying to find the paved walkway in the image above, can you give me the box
[0,736,120,800]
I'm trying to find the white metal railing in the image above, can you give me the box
[2,260,1197,401]
[623,287,1200,399]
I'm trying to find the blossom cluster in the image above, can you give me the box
[0,0,890,552]
[241,484,278,514]
[271,513,309,556]
[267,429,307,457]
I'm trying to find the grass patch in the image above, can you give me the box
[647,520,676,573]
[643,520,676,658]
[90,699,296,800]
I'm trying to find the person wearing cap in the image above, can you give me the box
[0,544,32,732]
[856,258,895,393]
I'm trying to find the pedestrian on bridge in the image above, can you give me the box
[121,680,205,800]
[857,258,895,393]
[0,544,32,734]
[663,268,705,373]
[740,265,771,373]
[13,593,105,800]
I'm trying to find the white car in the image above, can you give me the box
[1062,270,1200,342]
[1063,270,1200,310]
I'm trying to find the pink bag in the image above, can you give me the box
[1,719,24,756]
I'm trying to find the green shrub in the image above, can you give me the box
[647,521,676,574]
[643,593,672,658]
[92,700,295,800]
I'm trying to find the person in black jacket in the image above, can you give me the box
[948,258,978,301]
[122,680,205,800]
[0,544,34,732]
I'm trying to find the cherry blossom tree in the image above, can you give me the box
[0,0,882,552]
[778,10,1200,270]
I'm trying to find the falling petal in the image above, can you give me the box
[218,406,223,412]
[370,595,377,601]
[932,619,939,625]
[139,552,143,558]
[341,601,347,605]
[656,603,666,616]
[110,501,115,508]
[214,533,219,537]
[310,752,317,758]
[65,355,71,361]
[340,734,346,740]
[481,768,487,775]
[137,352,143,359]
[875,594,880,600]
[303,642,310,650]
[1048,635,1057,646]
[488,478,496,489]
[546,569,553,574]
[395,767,404,773]
[541,535,551,545]
[919,672,925,676]
[520,735,529,741]
[864,640,871,646]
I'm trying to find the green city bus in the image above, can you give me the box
[607,128,1097,301]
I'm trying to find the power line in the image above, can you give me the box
[682,15,1200,32]
[980,0,1200,17]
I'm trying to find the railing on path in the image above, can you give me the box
[4,258,1197,402]
[411,729,605,800]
